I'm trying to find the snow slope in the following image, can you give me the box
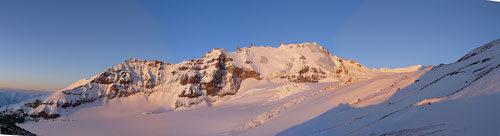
[278,39,500,136]
[2,39,500,136]
[10,42,423,136]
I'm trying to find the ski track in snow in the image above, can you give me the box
[302,75,416,135]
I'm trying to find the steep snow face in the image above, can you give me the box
[278,39,500,136]
[0,88,47,108]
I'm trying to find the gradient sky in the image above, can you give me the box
[1,0,499,91]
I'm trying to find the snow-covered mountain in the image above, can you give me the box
[1,42,369,118]
[0,88,47,108]
[1,39,500,136]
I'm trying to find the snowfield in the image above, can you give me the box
[2,39,500,136]
[19,68,424,136]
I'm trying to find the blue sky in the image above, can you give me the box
[1,0,499,91]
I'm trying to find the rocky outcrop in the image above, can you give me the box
[176,50,261,99]
[1,121,36,136]
[0,109,36,135]
[280,66,327,83]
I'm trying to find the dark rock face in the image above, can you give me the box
[281,66,327,83]
[202,77,224,96]
[179,74,189,85]
[226,66,261,80]
[178,90,202,98]
[32,111,60,120]
[24,99,42,109]
[188,74,200,84]
[92,72,114,84]
[1,122,36,136]
[59,97,99,109]
[0,110,36,135]
[177,51,262,98]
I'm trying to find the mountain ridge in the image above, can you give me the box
[1,42,379,118]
